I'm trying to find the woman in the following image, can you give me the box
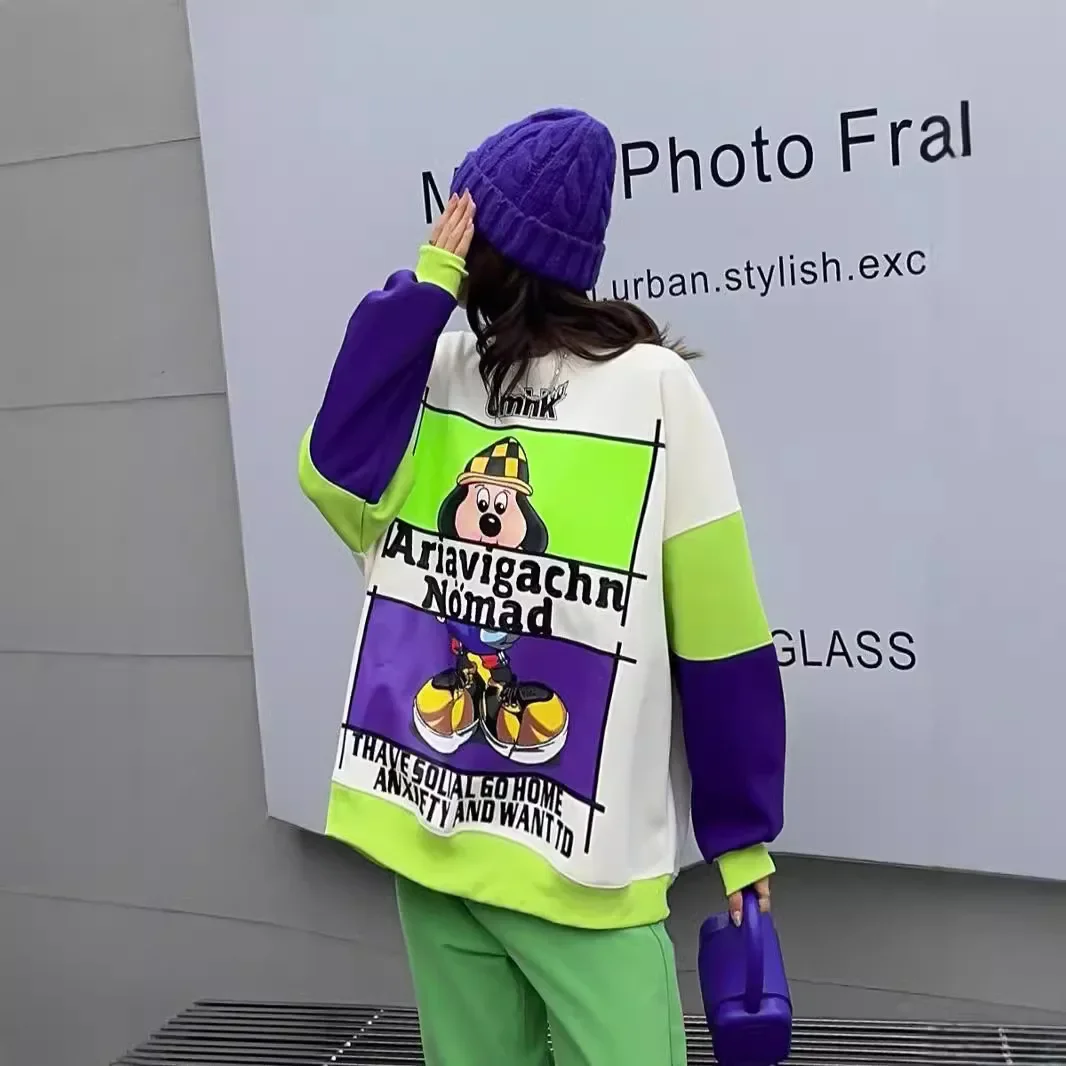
[299,108,786,1066]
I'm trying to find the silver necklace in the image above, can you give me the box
[546,350,564,392]
[493,351,565,422]
[521,350,564,391]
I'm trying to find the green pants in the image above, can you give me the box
[396,876,687,1065]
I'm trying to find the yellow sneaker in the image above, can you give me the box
[413,669,478,754]
[483,682,569,765]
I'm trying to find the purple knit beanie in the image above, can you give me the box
[450,108,616,292]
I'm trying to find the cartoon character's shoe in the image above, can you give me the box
[413,669,477,754]
[482,682,568,765]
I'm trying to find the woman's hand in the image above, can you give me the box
[729,877,771,927]
[429,191,475,259]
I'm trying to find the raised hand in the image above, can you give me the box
[429,190,476,259]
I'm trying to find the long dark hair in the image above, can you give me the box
[463,234,695,417]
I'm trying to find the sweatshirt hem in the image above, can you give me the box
[326,781,672,930]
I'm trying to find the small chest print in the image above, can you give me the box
[490,381,569,421]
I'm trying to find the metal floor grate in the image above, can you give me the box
[112,1000,1066,1065]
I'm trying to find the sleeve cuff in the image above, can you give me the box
[415,244,466,298]
[716,844,776,897]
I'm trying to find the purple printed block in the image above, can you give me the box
[347,595,617,803]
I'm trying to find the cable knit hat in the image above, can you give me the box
[450,108,616,292]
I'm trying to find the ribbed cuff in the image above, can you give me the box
[415,244,466,298]
[716,844,776,897]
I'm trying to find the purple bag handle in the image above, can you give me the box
[742,889,764,1014]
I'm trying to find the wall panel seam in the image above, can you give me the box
[0,135,201,172]
[0,389,227,415]
[0,885,394,952]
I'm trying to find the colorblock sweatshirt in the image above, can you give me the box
[298,245,786,930]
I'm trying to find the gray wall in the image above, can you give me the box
[0,3,1063,1064]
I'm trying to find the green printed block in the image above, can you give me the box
[400,408,658,574]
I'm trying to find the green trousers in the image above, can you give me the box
[396,876,687,1065]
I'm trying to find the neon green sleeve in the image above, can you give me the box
[298,427,417,554]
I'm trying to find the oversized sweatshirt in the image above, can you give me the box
[298,245,786,930]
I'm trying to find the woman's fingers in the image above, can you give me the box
[454,202,475,258]
[428,193,456,246]
[729,878,772,926]
[755,877,772,913]
[728,892,743,927]
[436,192,475,255]
[455,219,475,259]
[444,192,473,247]
[427,191,476,256]
[437,195,458,242]
[431,192,465,248]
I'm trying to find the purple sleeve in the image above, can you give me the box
[675,644,786,860]
[307,269,457,503]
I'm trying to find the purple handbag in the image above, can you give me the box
[698,889,792,1066]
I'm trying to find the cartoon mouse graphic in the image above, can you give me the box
[436,436,548,551]
[412,436,568,765]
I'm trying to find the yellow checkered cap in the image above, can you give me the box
[456,437,532,495]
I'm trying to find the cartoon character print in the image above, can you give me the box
[412,437,568,765]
